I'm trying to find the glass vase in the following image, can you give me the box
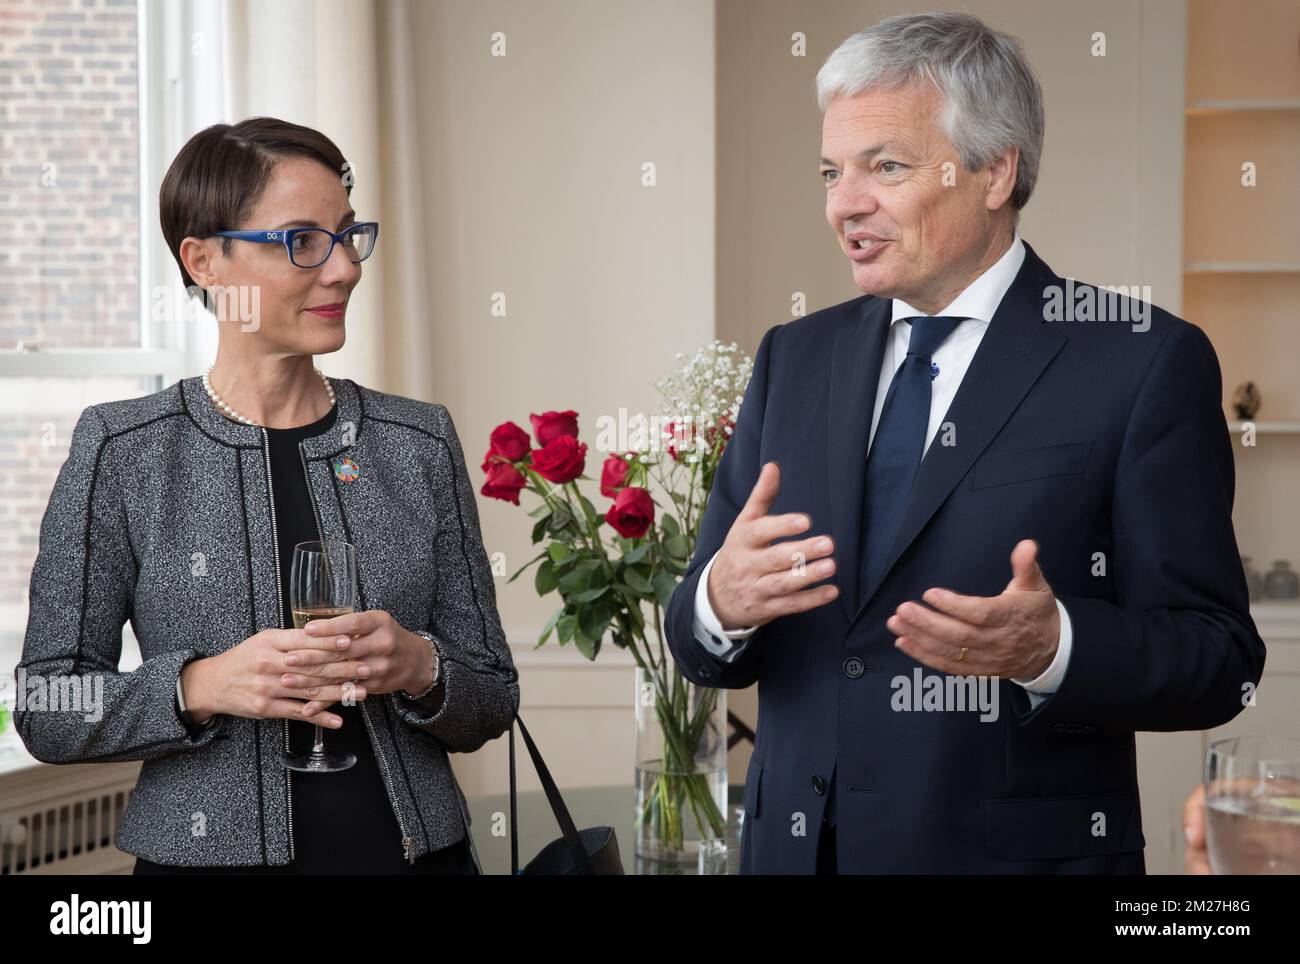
[634,665,728,864]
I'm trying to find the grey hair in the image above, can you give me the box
[815,12,1045,211]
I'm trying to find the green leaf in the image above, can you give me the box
[623,542,651,565]
[557,613,577,644]
[530,516,549,544]
[664,534,689,560]
[537,606,564,646]
[528,502,553,519]
[623,567,653,595]
[652,569,678,609]
[578,602,612,643]
[570,585,608,603]
[573,627,598,661]
[661,514,680,537]
[660,558,687,577]
[534,559,558,595]
[546,501,573,533]
[547,542,573,564]
[506,550,547,583]
[558,567,592,594]
[577,493,599,522]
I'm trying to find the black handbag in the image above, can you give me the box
[454,713,623,875]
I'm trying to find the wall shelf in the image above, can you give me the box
[1186,99,1300,115]
[1228,420,1300,434]
[1250,600,1300,642]
[1185,262,1300,274]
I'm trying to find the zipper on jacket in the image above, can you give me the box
[261,429,295,863]
[298,440,417,864]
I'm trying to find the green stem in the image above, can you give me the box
[641,672,728,848]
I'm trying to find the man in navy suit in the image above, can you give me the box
[665,12,1265,874]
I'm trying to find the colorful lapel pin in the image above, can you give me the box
[333,455,360,483]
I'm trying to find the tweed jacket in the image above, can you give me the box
[15,375,519,866]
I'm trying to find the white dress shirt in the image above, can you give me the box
[691,233,1073,707]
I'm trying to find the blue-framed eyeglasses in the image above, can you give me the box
[215,221,379,269]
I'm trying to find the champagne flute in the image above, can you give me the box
[280,539,358,772]
[1204,735,1300,873]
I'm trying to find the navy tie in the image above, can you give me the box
[857,315,965,604]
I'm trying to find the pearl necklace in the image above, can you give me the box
[202,364,335,427]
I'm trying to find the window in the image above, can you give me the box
[0,0,224,692]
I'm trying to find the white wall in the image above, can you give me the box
[398,0,717,796]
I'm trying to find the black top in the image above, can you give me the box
[135,401,473,875]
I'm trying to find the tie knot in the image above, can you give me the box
[904,315,965,359]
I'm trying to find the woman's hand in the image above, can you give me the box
[290,609,436,715]
[180,627,373,727]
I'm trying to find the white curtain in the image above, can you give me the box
[163,0,435,399]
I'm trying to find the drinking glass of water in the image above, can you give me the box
[1204,735,1300,874]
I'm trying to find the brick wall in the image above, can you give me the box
[0,0,141,683]
[0,0,139,350]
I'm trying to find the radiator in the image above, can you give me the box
[1,758,142,875]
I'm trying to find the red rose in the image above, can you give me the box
[481,460,526,505]
[663,419,698,461]
[487,420,531,463]
[531,435,587,483]
[703,414,734,453]
[600,454,631,497]
[605,486,654,539]
[530,410,579,447]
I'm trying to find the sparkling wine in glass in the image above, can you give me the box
[1204,735,1300,874]
[280,539,358,773]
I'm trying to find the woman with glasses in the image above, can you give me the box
[16,116,519,874]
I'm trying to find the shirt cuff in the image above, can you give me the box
[1012,597,1073,701]
[693,552,757,661]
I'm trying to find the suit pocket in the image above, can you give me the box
[970,441,1093,490]
[982,791,1144,860]
[743,758,764,820]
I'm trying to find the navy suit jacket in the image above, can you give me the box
[665,240,1266,874]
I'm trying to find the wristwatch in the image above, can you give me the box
[176,669,216,730]
[401,630,442,699]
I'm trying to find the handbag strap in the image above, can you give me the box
[510,712,596,875]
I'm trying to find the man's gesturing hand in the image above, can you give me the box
[886,538,1060,680]
[707,461,840,631]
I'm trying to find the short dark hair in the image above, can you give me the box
[159,116,351,293]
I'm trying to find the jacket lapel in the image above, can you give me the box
[826,296,891,622]
[832,241,1068,627]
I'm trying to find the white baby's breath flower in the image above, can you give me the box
[656,339,754,434]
